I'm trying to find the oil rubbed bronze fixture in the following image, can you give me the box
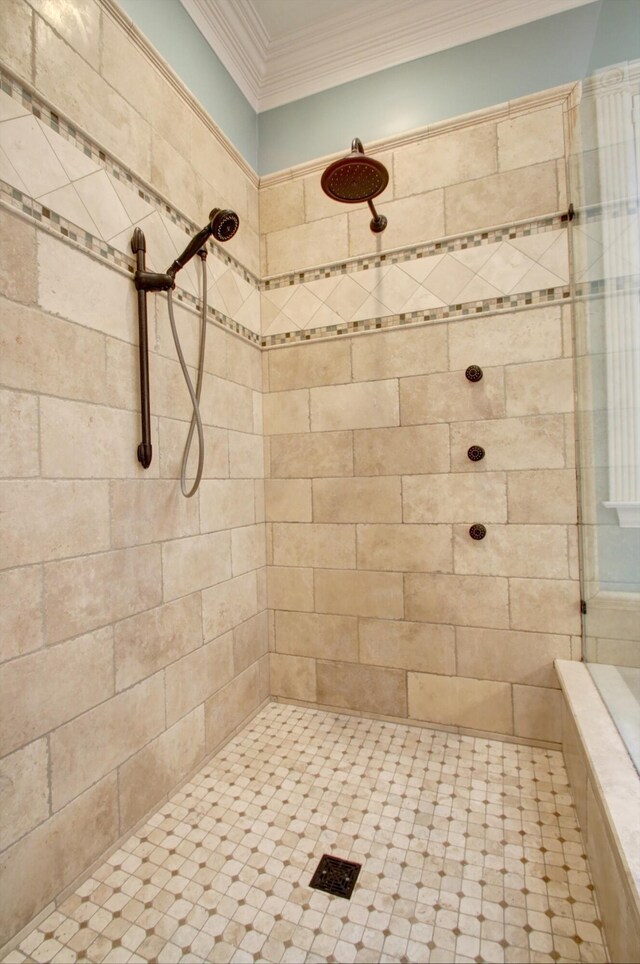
[321,138,389,233]
[132,208,239,494]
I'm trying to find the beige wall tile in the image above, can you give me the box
[0,626,115,757]
[204,662,261,752]
[200,373,255,433]
[35,18,151,179]
[275,610,358,662]
[311,380,399,432]
[165,633,234,726]
[270,653,316,702]
[358,523,452,573]
[0,565,43,663]
[450,415,566,471]
[0,391,40,478]
[0,774,118,946]
[228,431,264,478]
[408,672,513,734]
[0,299,107,403]
[109,479,199,548]
[49,672,165,810]
[270,431,353,478]
[118,707,205,833]
[263,390,310,435]
[40,397,158,479]
[456,627,570,688]
[150,131,203,223]
[267,566,314,611]
[348,191,445,258]
[44,545,162,644]
[0,208,36,304]
[0,479,110,568]
[0,0,32,82]
[351,325,448,381]
[260,180,304,234]
[225,334,262,392]
[507,469,577,523]
[405,573,509,628]
[32,0,100,66]
[445,162,558,235]
[0,739,49,851]
[505,358,574,417]
[453,523,569,578]
[561,699,588,830]
[394,123,497,196]
[513,684,562,742]
[354,424,450,476]
[37,234,138,343]
[202,570,258,642]
[268,341,351,392]
[403,473,507,523]
[448,306,563,369]
[266,215,348,275]
[233,611,269,674]
[360,618,455,675]
[313,477,402,523]
[199,479,256,532]
[272,522,355,568]
[498,106,565,172]
[317,660,407,717]
[162,531,231,601]
[401,368,505,425]
[265,479,313,522]
[114,594,202,691]
[509,577,581,635]
[315,569,404,619]
[231,523,266,575]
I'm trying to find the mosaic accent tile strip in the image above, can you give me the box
[0,68,260,288]
[0,184,261,347]
[262,213,571,291]
[261,285,572,348]
[5,702,608,964]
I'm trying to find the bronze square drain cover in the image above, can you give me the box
[309,854,362,899]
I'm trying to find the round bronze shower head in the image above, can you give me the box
[321,140,389,203]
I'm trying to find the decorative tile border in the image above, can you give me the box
[261,284,572,347]
[0,182,262,346]
[261,213,571,290]
[0,67,260,288]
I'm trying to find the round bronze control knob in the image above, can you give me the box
[467,445,485,462]
[465,365,483,382]
[469,523,487,540]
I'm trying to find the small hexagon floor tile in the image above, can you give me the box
[5,703,608,963]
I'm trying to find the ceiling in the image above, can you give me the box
[180,0,594,112]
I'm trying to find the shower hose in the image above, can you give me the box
[166,251,208,498]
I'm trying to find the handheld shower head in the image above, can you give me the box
[168,206,240,277]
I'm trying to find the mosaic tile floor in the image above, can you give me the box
[6,703,608,964]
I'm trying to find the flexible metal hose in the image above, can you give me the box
[167,256,207,498]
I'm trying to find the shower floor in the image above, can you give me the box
[6,703,608,964]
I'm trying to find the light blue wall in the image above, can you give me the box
[258,3,603,173]
[116,0,258,169]
[120,0,638,176]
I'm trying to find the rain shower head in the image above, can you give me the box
[321,138,388,233]
[168,207,239,277]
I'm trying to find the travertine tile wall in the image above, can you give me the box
[262,99,582,745]
[0,0,266,947]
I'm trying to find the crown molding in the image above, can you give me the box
[259,82,577,187]
[181,0,592,113]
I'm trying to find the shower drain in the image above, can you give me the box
[309,854,362,899]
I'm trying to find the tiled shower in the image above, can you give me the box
[0,0,638,962]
